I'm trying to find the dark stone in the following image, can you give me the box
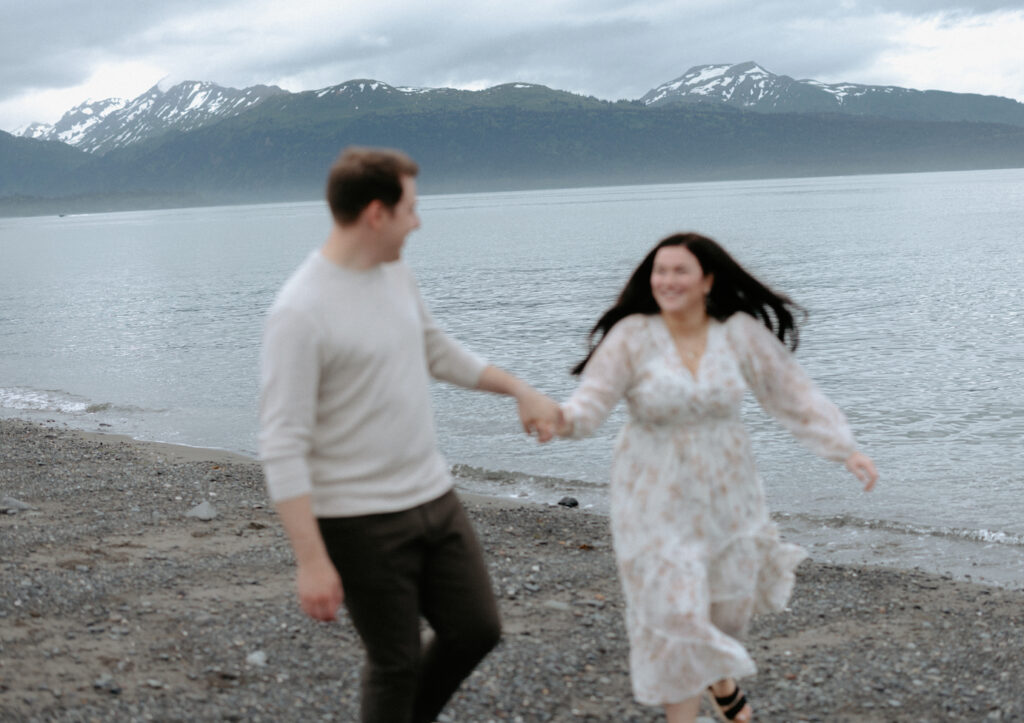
[557,497,579,508]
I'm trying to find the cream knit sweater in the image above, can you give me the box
[259,251,486,517]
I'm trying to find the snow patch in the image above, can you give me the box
[685,65,731,86]
[186,90,210,112]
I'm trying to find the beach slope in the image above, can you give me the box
[1,418,1021,721]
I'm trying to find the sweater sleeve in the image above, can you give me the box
[405,266,487,388]
[258,306,321,502]
[726,312,856,462]
[560,318,636,438]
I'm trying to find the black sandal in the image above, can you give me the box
[707,683,750,721]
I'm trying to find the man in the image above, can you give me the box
[259,147,558,723]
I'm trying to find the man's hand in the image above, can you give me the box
[274,495,344,622]
[296,557,344,622]
[474,365,563,442]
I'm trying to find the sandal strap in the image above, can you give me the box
[722,693,748,720]
[709,685,747,720]
[712,686,740,707]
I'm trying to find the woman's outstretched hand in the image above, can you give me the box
[846,451,878,491]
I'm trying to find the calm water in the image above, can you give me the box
[1,169,1022,586]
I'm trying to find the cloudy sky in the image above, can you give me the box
[2,0,1023,132]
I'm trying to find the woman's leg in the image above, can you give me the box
[708,678,752,722]
[708,599,754,722]
[664,695,702,723]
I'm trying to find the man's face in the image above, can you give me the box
[378,176,421,260]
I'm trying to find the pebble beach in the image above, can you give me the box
[2,417,1022,722]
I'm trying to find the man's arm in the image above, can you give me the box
[476,365,563,442]
[274,495,344,622]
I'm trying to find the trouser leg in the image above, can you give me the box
[319,509,425,723]
[412,491,501,723]
[318,491,500,723]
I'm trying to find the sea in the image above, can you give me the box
[1,168,1022,587]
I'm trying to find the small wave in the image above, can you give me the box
[0,387,90,413]
[450,463,604,490]
[958,528,1024,546]
[0,387,128,416]
[776,512,1024,548]
[449,464,1024,549]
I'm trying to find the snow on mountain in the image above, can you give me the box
[314,79,396,98]
[641,61,907,111]
[802,79,900,103]
[18,67,1024,158]
[12,121,54,140]
[17,82,285,154]
[312,79,457,100]
[641,62,1024,125]
[641,62,780,106]
[17,97,128,146]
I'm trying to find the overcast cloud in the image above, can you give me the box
[2,0,1023,131]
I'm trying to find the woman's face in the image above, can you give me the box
[650,245,712,315]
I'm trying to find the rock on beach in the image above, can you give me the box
[1,417,1022,722]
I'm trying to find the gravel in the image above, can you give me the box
[2,418,1022,722]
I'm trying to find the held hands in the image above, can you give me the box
[846,451,878,492]
[476,367,565,443]
[516,388,565,443]
[295,557,344,622]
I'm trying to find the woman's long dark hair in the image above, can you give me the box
[571,232,805,375]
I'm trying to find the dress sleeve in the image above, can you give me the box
[258,306,320,502]
[561,318,637,438]
[404,265,487,388]
[726,312,856,462]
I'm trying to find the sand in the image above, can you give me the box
[2,418,1022,721]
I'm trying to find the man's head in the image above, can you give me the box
[326,147,419,226]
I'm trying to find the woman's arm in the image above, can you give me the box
[727,313,877,490]
[559,318,637,439]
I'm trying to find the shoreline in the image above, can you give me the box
[2,417,1023,721]
[17,415,1024,588]
[67,427,258,466]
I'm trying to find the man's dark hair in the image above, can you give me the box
[326,147,419,225]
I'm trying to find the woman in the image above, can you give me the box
[550,233,877,722]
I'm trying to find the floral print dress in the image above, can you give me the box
[561,312,856,705]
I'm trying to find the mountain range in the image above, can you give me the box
[15,81,287,154]
[3,62,1024,215]
[642,62,1024,126]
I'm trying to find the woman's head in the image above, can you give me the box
[571,232,804,375]
[649,243,714,317]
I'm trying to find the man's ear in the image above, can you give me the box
[362,199,386,229]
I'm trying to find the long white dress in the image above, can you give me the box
[561,311,856,705]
